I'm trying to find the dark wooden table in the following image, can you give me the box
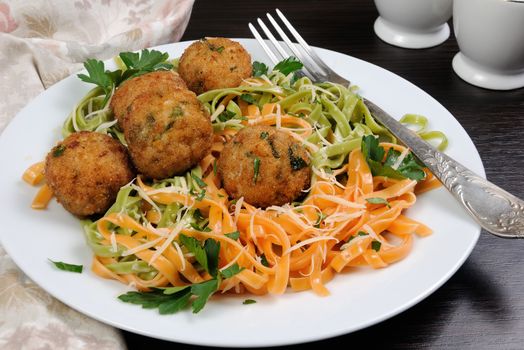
[124,1,524,348]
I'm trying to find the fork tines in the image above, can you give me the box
[248,9,349,85]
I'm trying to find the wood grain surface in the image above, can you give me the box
[124,1,524,348]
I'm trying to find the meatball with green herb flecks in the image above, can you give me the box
[110,70,186,128]
[218,125,311,208]
[178,37,252,94]
[45,131,135,217]
[123,88,213,179]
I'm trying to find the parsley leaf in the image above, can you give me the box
[361,135,425,181]
[179,234,208,274]
[260,131,269,140]
[217,110,237,122]
[162,285,190,295]
[52,145,65,157]
[49,259,83,273]
[191,173,207,188]
[118,290,174,309]
[243,299,257,305]
[191,278,219,313]
[240,94,257,104]
[196,189,206,201]
[193,208,204,221]
[260,254,270,267]
[371,240,382,252]
[220,263,245,279]
[225,231,240,240]
[190,222,212,232]
[158,289,192,314]
[118,284,207,314]
[273,57,303,75]
[366,197,390,207]
[252,61,269,77]
[384,149,426,181]
[77,59,120,97]
[119,49,173,75]
[361,135,384,163]
[204,239,220,278]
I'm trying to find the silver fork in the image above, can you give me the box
[249,9,524,238]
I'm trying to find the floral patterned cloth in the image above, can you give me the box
[0,1,194,348]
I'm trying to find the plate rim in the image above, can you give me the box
[0,38,483,347]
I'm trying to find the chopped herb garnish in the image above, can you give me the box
[260,254,270,267]
[146,113,155,124]
[260,131,269,139]
[314,213,327,228]
[191,173,207,188]
[366,197,390,208]
[273,56,303,75]
[213,159,217,176]
[190,222,212,232]
[253,156,261,184]
[49,259,83,273]
[243,299,257,305]
[220,263,245,278]
[371,240,382,252]
[252,61,269,77]
[52,145,65,157]
[171,106,184,118]
[193,208,204,221]
[240,94,257,104]
[268,139,280,158]
[164,121,174,132]
[225,231,240,240]
[347,231,369,243]
[216,46,225,53]
[217,110,237,122]
[196,189,206,201]
[288,147,308,170]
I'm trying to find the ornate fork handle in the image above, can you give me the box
[364,99,524,238]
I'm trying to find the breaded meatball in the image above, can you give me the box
[124,89,213,179]
[110,70,186,127]
[218,126,311,208]
[178,37,252,94]
[45,131,135,217]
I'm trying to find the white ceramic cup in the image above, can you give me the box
[452,0,524,90]
[373,0,453,49]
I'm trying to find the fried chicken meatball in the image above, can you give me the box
[110,70,187,127]
[218,126,311,208]
[45,131,135,217]
[124,89,213,179]
[178,37,252,94]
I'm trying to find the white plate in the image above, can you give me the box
[0,39,483,347]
